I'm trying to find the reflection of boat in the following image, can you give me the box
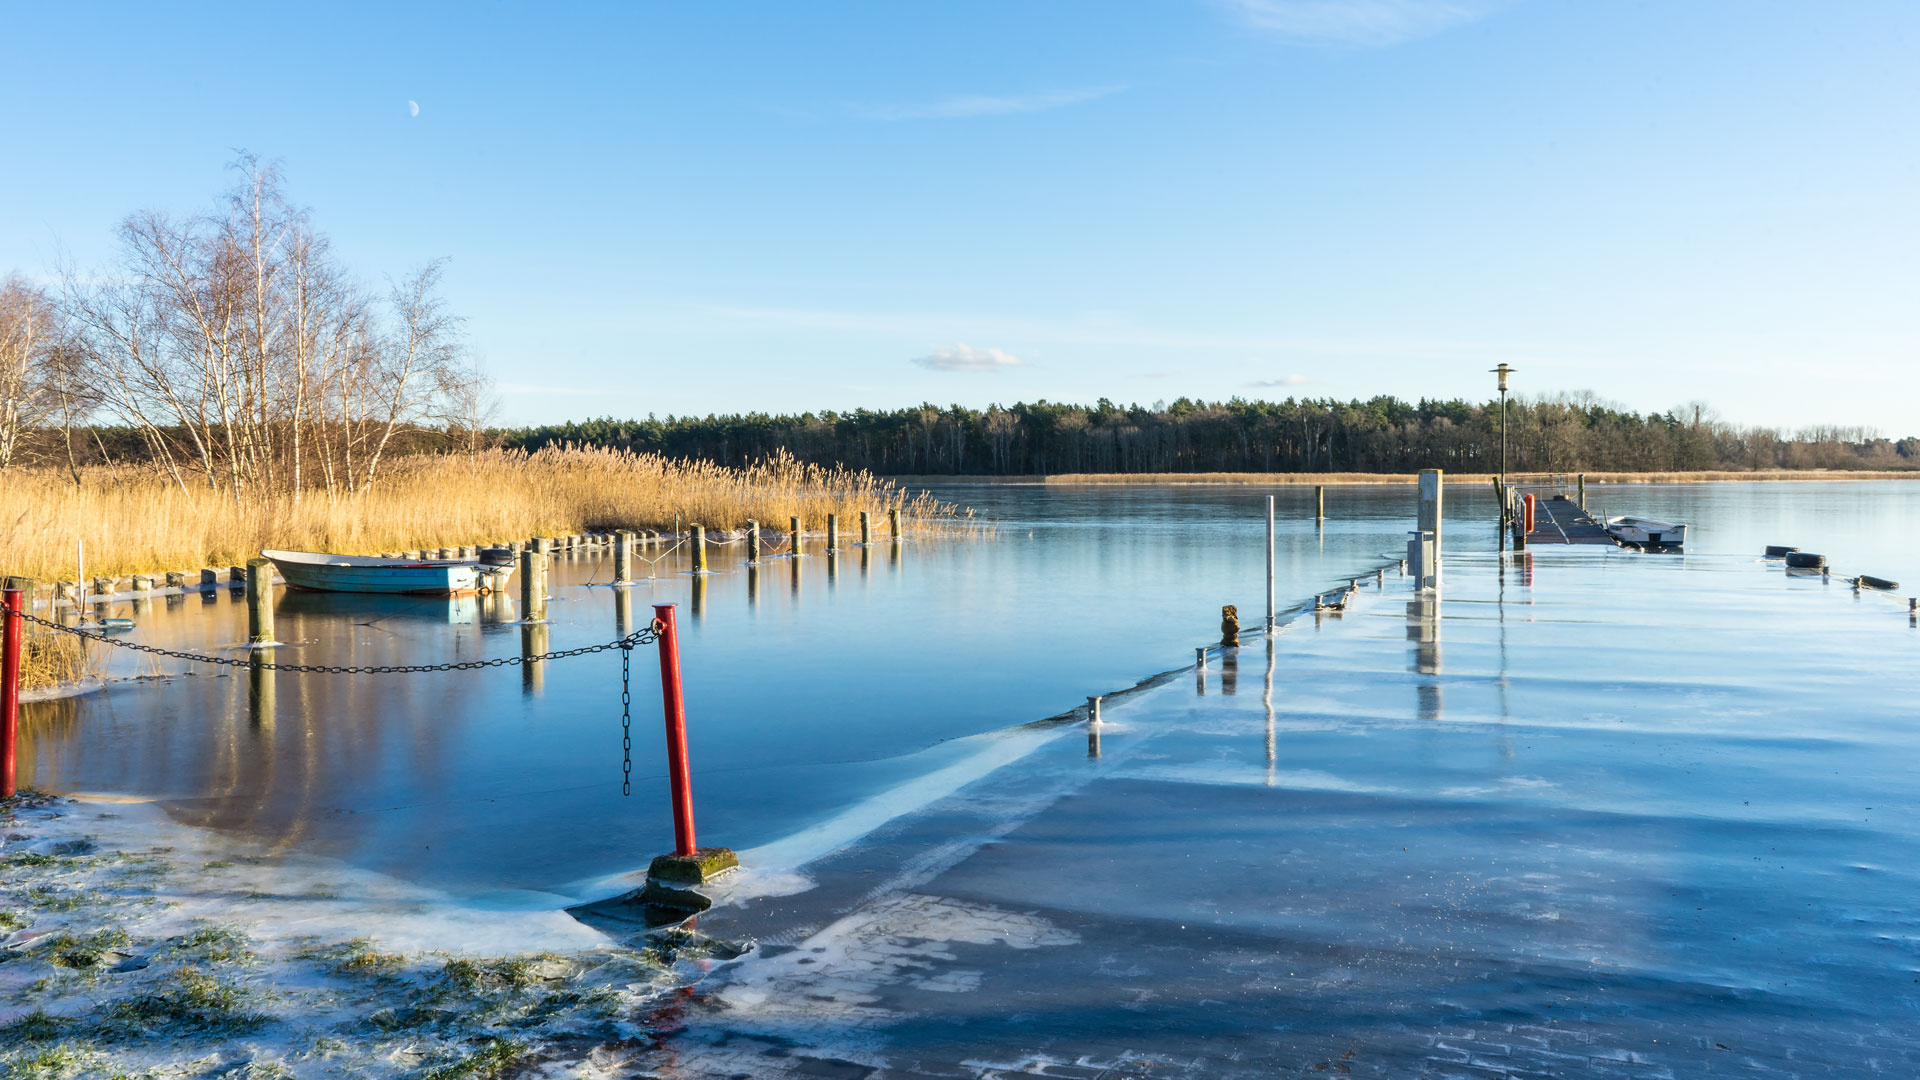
[276,589,480,625]
[262,549,507,596]
[1606,516,1687,548]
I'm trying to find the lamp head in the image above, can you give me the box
[1489,363,1514,392]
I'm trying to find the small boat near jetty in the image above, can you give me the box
[1606,516,1687,548]
[261,549,515,596]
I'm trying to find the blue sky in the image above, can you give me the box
[3,1,1915,433]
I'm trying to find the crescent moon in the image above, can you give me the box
[408,100,420,117]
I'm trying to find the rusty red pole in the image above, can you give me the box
[2,588,22,799]
[652,603,696,857]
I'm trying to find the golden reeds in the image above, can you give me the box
[0,447,973,583]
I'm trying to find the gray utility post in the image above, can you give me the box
[520,549,548,621]
[245,558,275,645]
[1491,364,1514,522]
[1418,469,1444,580]
[1264,495,1276,635]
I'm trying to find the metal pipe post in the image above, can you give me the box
[652,604,698,857]
[1265,495,1275,635]
[1,585,21,798]
[245,558,274,645]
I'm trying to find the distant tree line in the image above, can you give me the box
[500,395,1918,476]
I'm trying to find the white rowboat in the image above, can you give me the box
[261,549,512,596]
[1606,516,1687,547]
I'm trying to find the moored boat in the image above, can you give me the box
[261,549,507,596]
[1606,516,1687,548]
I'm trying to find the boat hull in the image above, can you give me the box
[267,555,481,596]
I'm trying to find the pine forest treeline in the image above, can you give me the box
[502,396,1916,477]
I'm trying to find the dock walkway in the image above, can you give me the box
[1523,492,1615,545]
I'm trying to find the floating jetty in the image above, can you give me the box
[1521,493,1614,545]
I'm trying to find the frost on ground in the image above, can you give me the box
[0,794,731,1080]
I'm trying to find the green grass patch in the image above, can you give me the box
[0,1011,72,1044]
[97,965,267,1040]
[0,910,26,931]
[170,926,257,965]
[415,1038,527,1080]
[0,1043,95,1080]
[298,938,407,978]
[42,926,131,970]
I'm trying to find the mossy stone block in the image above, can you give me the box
[646,847,738,885]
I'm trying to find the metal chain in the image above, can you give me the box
[620,642,634,796]
[0,601,655,673]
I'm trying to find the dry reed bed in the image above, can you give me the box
[0,447,972,583]
[1042,469,1920,486]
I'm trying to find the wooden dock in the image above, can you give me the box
[1524,493,1616,546]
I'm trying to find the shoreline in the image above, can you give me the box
[886,468,1920,487]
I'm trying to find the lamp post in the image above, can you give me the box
[1490,364,1514,521]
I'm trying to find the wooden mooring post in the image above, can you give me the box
[889,508,901,540]
[691,525,707,574]
[860,511,872,546]
[245,558,275,646]
[1578,473,1587,510]
[789,516,802,555]
[520,549,548,621]
[613,530,634,585]
[1315,485,1325,522]
[826,514,839,551]
[746,520,760,563]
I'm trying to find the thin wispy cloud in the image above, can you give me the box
[1218,0,1498,46]
[913,344,1029,373]
[1249,374,1314,388]
[854,85,1126,121]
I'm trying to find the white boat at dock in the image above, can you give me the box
[261,549,515,596]
[1606,516,1687,547]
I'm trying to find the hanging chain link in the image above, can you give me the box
[620,641,634,796]
[0,600,655,673]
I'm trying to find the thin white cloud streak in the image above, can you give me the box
[912,344,1029,373]
[852,85,1127,121]
[1218,0,1498,46]
[1248,374,1314,387]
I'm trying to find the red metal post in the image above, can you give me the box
[652,603,697,856]
[2,588,22,799]
[1523,493,1536,536]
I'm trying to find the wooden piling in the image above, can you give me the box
[132,574,154,593]
[826,514,839,551]
[532,537,551,555]
[860,510,871,546]
[691,525,708,574]
[520,549,548,621]
[746,520,760,563]
[245,558,274,645]
[889,508,901,539]
[789,516,802,555]
[613,530,633,584]
[1577,473,1587,510]
[1221,605,1240,647]
[165,572,187,588]
[1315,485,1325,521]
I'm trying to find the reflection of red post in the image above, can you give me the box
[2,588,22,799]
[1522,493,1536,536]
[652,603,696,857]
